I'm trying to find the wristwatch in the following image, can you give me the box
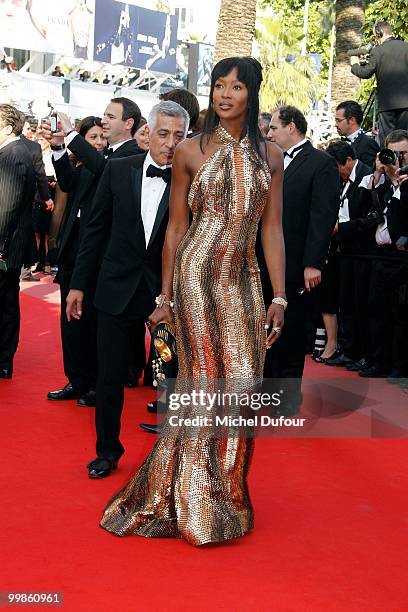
[51,144,65,151]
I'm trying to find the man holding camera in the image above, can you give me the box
[358,130,408,381]
[350,21,408,146]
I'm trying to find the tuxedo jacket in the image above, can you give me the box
[20,135,50,201]
[351,133,379,168]
[351,38,408,112]
[53,135,141,268]
[337,160,374,254]
[369,179,408,246]
[0,139,35,268]
[70,153,170,315]
[259,140,340,287]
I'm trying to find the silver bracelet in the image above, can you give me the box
[271,297,288,310]
[155,294,174,309]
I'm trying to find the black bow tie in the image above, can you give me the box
[284,144,305,159]
[341,136,352,143]
[146,164,171,183]
[105,147,114,158]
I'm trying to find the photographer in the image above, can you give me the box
[325,140,374,370]
[358,130,408,382]
[350,21,408,146]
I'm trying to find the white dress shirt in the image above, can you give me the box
[345,128,362,144]
[141,152,169,246]
[283,138,308,170]
[339,161,358,223]
[0,135,20,151]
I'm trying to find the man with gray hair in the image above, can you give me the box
[66,100,189,477]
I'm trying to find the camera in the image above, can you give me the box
[378,148,404,166]
[346,41,374,57]
[49,114,58,133]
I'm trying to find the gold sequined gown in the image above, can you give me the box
[100,126,272,545]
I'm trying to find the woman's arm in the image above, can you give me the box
[261,143,286,347]
[149,141,192,326]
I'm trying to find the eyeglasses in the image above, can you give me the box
[334,117,347,124]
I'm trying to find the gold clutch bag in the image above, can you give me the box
[151,322,178,386]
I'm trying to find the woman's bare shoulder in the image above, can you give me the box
[175,134,202,156]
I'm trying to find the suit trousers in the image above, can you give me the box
[367,254,404,372]
[58,266,97,393]
[263,283,310,407]
[339,256,372,361]
[378,109,408,147]
[0,269,21,370]
[95,278,155,461]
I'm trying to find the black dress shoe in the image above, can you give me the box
[358,366,388,378]
[77,389,96,407]
[125,370,140,388]
[139,423,163,434]
[87,457,118,479]
[47,382,78,400]
[147,400,167,414]
[349,358,371,372]
[0,367,12,379]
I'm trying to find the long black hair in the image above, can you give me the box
[200,56,264,158]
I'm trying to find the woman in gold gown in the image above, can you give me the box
[100,57,286,546]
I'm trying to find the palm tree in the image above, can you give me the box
[255,14,318,112]
[331,0,365,104]
[214,0,257,63]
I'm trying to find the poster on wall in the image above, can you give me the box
[197,44,214,96]
[93,0,178,74]
[0,0,95,59]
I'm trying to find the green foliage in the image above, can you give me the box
[364,0,408,41]
[259,0,332,97]
[255,13,319,111]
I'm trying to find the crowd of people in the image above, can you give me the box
[1,21,408,546]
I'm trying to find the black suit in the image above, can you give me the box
[0,139,35,370]
[258,140,340,406]
[20,135,50,268]
[365,180,408,373]
[351,38,408,143]
[52,135,142,393]
[350,132,379,168]
[70,153,170,461]
[336,161,374,361]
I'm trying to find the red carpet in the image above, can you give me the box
[1,278,407,611]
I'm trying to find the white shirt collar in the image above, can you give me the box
[143,151,171,172]
[347,128,362,143]
[0,135,20,151]
[349,160,358,182]
[109,138,132,153]
[285,137,308,155]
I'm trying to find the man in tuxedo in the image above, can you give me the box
[43,98,142,404]
[351,21,408,145]
[326,140,374,369]
[335,100,379,167]
[357,129,408,379]
[0,105,35,379]
[260,105,340,414]
[66,101,189,478]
